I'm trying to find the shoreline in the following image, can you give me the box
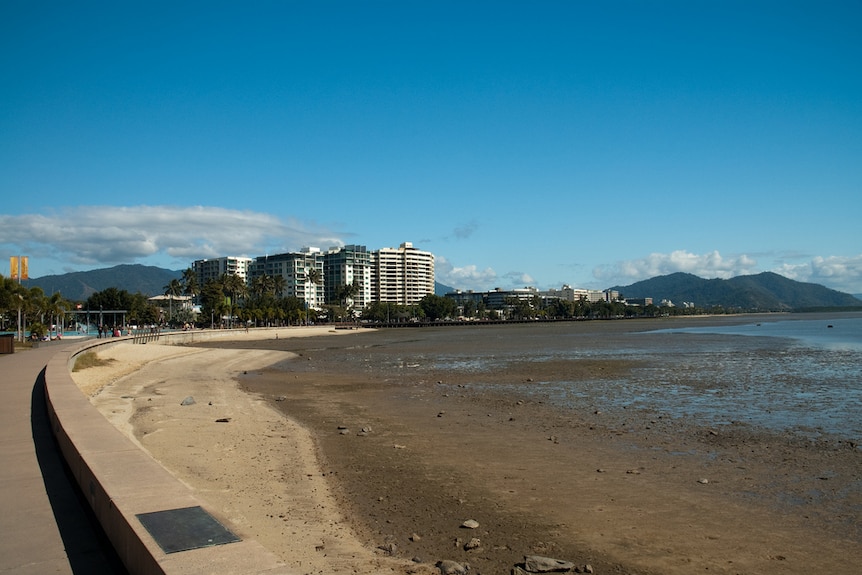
[74,327,434,575]
[74,319,862,575]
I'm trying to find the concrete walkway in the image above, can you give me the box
[0,342,126,574]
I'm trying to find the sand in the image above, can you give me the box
[73,323,862,575]
[74,327,436,575]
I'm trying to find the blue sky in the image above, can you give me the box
[2,1,861,294]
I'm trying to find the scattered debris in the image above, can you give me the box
[511,555,591,573]
[436,559,467,575]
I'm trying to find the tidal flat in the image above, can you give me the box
[219,314,862,574]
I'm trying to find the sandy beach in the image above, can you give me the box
[73,321,862,575]
[74,327,435,575]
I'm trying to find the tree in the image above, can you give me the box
[272,274,287,298]
[305,268,322,316]
[361,301,392,323]
[334,281,359,307]
[547,299,574,318]
[279,296,306,325]
[461,299,477,319]
[181,268,199,301]
[419,294,457,321]
[1,282,38,340]
[164,279,183,323]
[44,291,70,335]
[84,287,158,328]
[332,280,361,321]
[220,273,247,327]
[200,279,228,328]
[251,274,276,300]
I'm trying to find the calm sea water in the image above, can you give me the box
[340,313,862,442]
[635,315,862,438]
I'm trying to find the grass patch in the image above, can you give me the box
[72,351,116,372]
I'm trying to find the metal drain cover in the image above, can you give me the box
[136,505,241,554]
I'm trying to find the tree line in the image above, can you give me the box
[2,268,739,340]
[1,274,71,339]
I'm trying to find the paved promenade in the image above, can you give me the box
[0,341,125,574]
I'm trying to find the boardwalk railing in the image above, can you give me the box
[132,327,161,344]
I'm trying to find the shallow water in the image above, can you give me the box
[299,314,862,442]
[634,315,862,437]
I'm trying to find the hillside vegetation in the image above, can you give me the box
[612,271,861,311]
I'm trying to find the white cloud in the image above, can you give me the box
[435,255,538,291]
[0,205,345,273]
[435,255,498,290]
[502,271,536,287]
[594,250,759,286]
[773,254,862,294]
[592,250,862,294]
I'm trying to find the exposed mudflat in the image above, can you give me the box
[233,317,862,574]
[81,318,862,574]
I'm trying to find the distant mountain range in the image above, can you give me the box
[26,264,457,302]
[611,272,862,311]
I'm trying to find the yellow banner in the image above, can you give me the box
[10,256,18,280]
[20,256,28,280]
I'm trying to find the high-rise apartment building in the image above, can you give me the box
[193,242,435,309]
[192,256,253,287]
[371,242,435,304]
[324,244,372,308]
[248,248,324,309]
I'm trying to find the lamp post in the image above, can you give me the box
[17,294,23,343]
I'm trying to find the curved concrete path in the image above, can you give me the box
[0,340,126,574]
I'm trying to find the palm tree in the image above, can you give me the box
[306,268,322,297]
[272,274,287,298]
[220,273,247,328]
[164,279,183,323]
[334,280,361,322]
[304,268,322,325]
[336,281,360,307]
[181,268,199,301]
[45,292,68,336]
[250,274,271,300]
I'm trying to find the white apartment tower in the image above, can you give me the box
[324,244,372,308]
[192,256,253,286]
[372,242,435,304]
[248,248,325,309]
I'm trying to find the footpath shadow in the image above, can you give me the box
[31,367,128,574]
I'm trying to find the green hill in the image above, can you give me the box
[612,272,862,311]
[27,264,183,301]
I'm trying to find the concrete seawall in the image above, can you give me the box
[43,330,295,575]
